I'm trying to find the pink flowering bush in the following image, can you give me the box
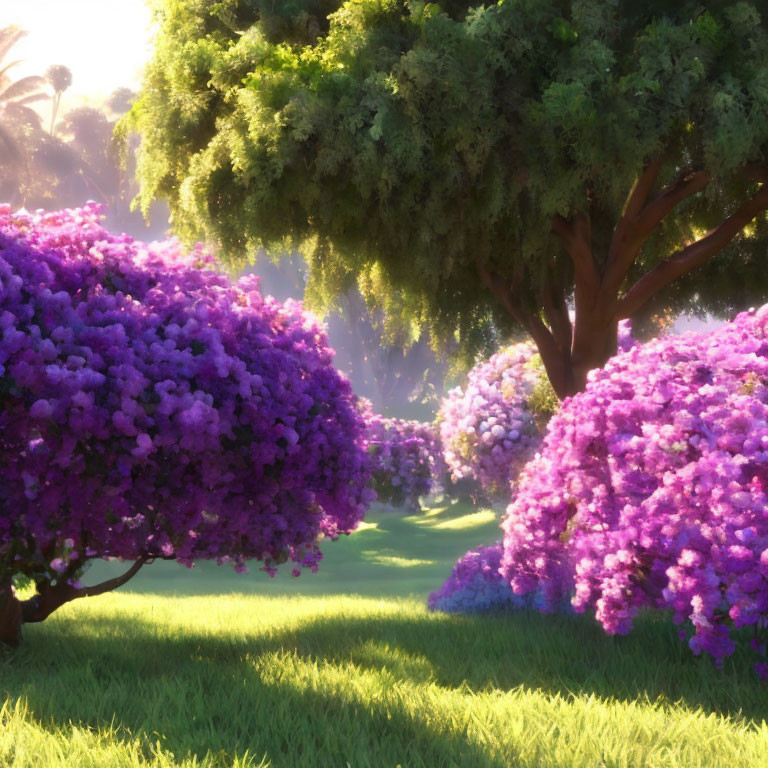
[437,323,634,503]
[362,403,443,511]
[438,342,548,501]
[0,204,374,643]
[500,310,768,678]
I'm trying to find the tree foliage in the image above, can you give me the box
[128,0,768,395]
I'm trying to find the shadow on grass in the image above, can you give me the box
[1,602,766,766]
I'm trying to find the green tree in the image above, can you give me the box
[127,0,768,397]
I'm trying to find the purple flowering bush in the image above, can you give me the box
[362,403,443,511]
[427,541,571,614]
[438,342,548,501]
[0,204,374,644]
[500,310,768,677]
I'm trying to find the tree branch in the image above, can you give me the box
[633,169,711,241]
[478,263,573,398]
[477,263,528,326]
[617,185,768,318]
[75,556,150,599]
[621,156,664,222]
[604,165,711,295]
[20,556,151,624]
[552,213,596,282]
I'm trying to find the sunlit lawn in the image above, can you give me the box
[2,502,767,767]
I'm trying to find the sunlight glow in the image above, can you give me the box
[360,551,436,568]
[3,0,154,105]
[420,509,498,531]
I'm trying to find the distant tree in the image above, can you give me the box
[247,251,448,418]
[128,0,768,397]
[45,64,72,135]
[0,26,48,170]
[57,106,120,205]
[105,87,137,117]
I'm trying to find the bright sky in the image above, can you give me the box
[3,0,155,106]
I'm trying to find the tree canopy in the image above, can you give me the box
[128,0,768,395]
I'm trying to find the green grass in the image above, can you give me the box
[2,502,767,768]
[81,500,503,599]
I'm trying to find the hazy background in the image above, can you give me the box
[5,0,153,105]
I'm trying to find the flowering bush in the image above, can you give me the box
[500,310,768,678]
[0,204,374,643]
[438,342,549,501]
[428,540,571,614]
[437,323,634,503]
[362,404,443,511]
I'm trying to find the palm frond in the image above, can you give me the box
[0,75,46,105]
[0,27,26,66]
[13,92,49,106]
[0,60,21,81]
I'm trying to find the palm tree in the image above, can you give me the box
[45,64,72,135]
[0,26,48,166]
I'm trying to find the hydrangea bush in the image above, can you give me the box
[437,342,552,501]
[362,403,444,511]
[427,541,571,614]
[0,204,374,645]
[500,310,768,678]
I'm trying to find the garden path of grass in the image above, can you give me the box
[2,501,768,767]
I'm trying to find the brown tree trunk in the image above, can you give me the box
[535,320,617,399]
[0,583,22,648]
[21,580,78,625]
[568,314,618,396]
[0,557,150,646]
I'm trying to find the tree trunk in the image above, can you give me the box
[0,583,22,648]
[569,315,618,396]
[533,306,618,400]
[0,557,149,647]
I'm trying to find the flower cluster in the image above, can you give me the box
[361,402,444,511]
[500,310,768,677]
[438,342,546,501]
[0,204,374,587]
[427,540,571,614]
